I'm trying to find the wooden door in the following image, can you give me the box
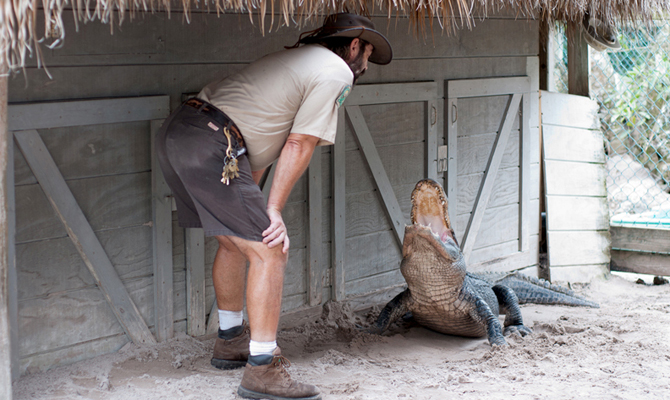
[331,82,440,303]
[7,96,171,374]
[445,77,538,272]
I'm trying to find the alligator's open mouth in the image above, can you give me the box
[409,179,456,245]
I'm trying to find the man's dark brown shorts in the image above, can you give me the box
[155,103,270,241]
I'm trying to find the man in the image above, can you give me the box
[156,13,392,400]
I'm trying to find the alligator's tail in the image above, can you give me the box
[500,272,600,308]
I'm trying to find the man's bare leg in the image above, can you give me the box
[213,235,287,342]
[213,236,248,313]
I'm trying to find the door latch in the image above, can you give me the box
[437,145,448,173]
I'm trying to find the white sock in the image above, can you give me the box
[249,340,277,356]
[218,309,243,331]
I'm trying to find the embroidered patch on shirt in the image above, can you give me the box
[336,85,351,108]
[208,122,220,131]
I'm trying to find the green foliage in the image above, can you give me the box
[594,22,670,189]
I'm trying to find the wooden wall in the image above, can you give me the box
[541,91,610,282]
[8,10,539,373]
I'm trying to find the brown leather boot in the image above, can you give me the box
[237,348,321,400]
[210,322,250,370]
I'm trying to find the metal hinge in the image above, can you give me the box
[437,145,448,173]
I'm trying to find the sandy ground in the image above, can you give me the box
[13,272,670,400]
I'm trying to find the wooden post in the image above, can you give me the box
[307,150,323,306]
[185,228,206,337]
[567,21,589,97]
[1,68,14,399]
[539,19,550,91]
[151,120,174,342]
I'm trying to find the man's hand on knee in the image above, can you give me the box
[262,208,290,254]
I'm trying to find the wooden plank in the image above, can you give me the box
[540,90,599,129]
[16,226,153,299]
[611,251,670,276]
[454,96,521,138]
[457,130,520,176]
[526,57,541,129]
[446,97,459,235]
[8,58,529,109]
[461,93,522,262]
[25,14,536,69]
[610,226,670,254]
[344,230,402,282]
[16,275,180,357]
[469,242,539,273]
[17,130,156,340]
[468,234,540,272]
[345,269,405,298]
[542,125,606,163]
[550,264,609,283]
[185,228,206,337]
[13,121,152,186]
[17,321,192,375]
[426,99,439,180]
[544,160,607,197]
[519,91,531,252]
[333,107,346,301]
[547,230,611,267]
[546,197,610,231]
[8,96,170,131]
[567,21,589,97]
[14,130,155,345]
[0,72,13,399]
[15,173,152,244]
[345,141,425,195]
[455,202,524,250]
[448,76,531,98]
[308,150,323,306]
[344,102,425,151]
[7,131,19,381]
[151,120,174,342]
[19,332,127,375]
[457,167,520,216]
[346,106,406,247]
[206,297,219,335]
[345,185,414,239]
[344,82,436,106]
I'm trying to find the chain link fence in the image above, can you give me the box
[549,19,670,229]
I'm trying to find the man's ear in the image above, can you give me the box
[347,38,361,61]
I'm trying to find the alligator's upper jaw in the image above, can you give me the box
[410,179,455,245]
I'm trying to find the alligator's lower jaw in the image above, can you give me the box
[403,224,460,261]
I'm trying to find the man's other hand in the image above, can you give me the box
[263,207,290,254]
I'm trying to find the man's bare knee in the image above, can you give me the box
[253,244,288,270]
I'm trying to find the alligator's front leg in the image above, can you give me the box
[470,296,507,346]
[492,285,532,337]
[368,289,413,334]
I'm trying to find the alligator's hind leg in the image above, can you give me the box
[368,289,413,334]
[492,285,532,337]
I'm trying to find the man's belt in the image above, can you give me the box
[184,98,245,148]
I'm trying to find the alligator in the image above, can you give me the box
[370,179,599,346]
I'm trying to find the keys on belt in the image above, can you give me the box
[184,98,245,185]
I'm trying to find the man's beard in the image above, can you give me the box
[347,51,367,85]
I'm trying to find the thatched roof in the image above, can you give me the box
[1,0,668,74]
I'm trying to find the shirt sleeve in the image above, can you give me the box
[291,71,352,146]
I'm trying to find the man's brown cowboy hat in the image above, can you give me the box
[299,13,393,65]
